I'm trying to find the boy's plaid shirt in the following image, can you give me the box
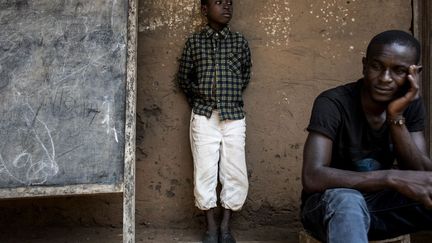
[178,25,252,120]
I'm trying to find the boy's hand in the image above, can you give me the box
[387,65,422,119]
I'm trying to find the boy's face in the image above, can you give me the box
[202,0,233,31]
[362,43,417,104]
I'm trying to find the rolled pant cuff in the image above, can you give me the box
[221,201,244,211]
[195,200,218,211]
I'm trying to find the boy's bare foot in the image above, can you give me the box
[219,230,236,243]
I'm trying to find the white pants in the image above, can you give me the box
[190,110,248,211]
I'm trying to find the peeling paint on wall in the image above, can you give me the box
[308,0,358,58]
[258,0,294,47]
[309,0,357,40]
[138,0,203,37]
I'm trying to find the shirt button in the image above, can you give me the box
[215,33,219,37]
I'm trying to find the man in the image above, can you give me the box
[301,30,432,243]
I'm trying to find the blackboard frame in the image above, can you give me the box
[0,0,137,242]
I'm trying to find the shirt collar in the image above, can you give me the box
[204,25,230,39]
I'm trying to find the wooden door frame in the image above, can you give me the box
[413,0,432,154]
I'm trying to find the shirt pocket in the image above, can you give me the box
[227,52,242,76]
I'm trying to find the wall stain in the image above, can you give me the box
[289,143,301,150]
[143,104,162,117]
[165,191,175,198]
[170,179,180,186]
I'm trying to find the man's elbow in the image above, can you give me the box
[301,174,324,193]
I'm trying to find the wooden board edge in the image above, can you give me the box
[123,0,138,242]
[0,183,123,199]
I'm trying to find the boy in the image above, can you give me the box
[178,0,252,242]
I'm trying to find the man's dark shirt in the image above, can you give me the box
[302,79,426,201]
[178,25,252,120]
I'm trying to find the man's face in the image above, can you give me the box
[362,43,417,104]
[202,0,233,30]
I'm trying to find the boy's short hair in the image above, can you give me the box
[201,0,208,5]
[366,30,421,64]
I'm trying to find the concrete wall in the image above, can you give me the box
[0,0,413,232]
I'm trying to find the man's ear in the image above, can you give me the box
[201,5,208,16]
[362,57,367,76]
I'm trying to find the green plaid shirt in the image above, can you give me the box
[178,25,252,120]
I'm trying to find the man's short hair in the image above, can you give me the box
[201,0,208,5]
[366,30,421,64]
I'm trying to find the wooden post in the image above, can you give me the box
[413,0,432,154]
[124,0,138,242]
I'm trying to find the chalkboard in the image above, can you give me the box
[0,0,129,190]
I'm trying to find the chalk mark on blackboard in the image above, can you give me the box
[0,104,58,185]
[57,144,84,159]
[0,0,127,187]
[101,97,119,143]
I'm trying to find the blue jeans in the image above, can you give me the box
[301,188,432,243]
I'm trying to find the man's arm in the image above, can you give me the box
[390,129,432,170]
[302,132,392,193]
[302,131,432,207]
[387,65,432,170]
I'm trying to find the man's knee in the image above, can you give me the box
[323,188,370,225]
[323,188,365,206]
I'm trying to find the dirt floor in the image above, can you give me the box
[0,226,431,243]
